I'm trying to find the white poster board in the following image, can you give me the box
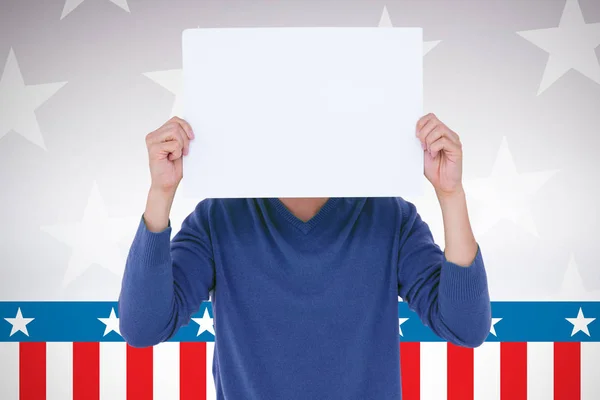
[181,27,424,199]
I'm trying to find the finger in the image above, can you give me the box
[173,154,183,174]
[146,124,181,147]
[168,146,183,161]
[424,126,445,152]
[154,140,183,161]
[417,118,441,149]
[416,113,437,133]
[426,126,462,152]
[429,136,461,159]
[158,123,186,155]
[175,125,190,156]
[171,116,195,140]
[444,127,461,144]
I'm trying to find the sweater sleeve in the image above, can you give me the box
[118,201,216,348]
[397,199,491,348]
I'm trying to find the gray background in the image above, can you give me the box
[0,0,599,302]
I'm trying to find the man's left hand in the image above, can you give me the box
[416,113,464,197]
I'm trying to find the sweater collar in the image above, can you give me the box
[265,197,342,235]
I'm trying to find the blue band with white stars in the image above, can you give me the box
[1,301,598,342]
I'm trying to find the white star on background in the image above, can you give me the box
[4,308,34,337]
[40,181,138,287]
[464,136,558,237]
[555,253,600,300]
[0,48,67,150]
[517,0,600,95]
[142,69,182,118]
[192,308,215,336]
[566,307,595,337]
[98,307,121,336]
[61,0,130,19]
[398,317,409,337]
[489,318,502,337]
[379,5,441,55]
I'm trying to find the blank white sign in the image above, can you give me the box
[181,27,424,199]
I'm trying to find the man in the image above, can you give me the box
[118,113,491,399]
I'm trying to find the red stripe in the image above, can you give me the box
[19,342,46,400]
[73,342,99,400]
[127,345,153,400]
[500,342,527,400]
[180,342,207,400]
[554,342,580,400]
[447,343,473,400]
[400,342,420,400]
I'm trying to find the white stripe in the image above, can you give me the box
[46,342,73,400]
[581,342,600,400]
[527,342,553,400]
[100,342,126,400]
[206,342,216,399]
[420,342,446,400]
[474,342,500,400]
[153,342,179,399]
[0,342,19,400]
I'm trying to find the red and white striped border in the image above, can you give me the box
[1,342,599,399]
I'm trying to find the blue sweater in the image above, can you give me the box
[118,197,491,399]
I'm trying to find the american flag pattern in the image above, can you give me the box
[1,301,599,399]
[2,0,600,398]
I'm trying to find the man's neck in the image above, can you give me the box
[277,198,329,222]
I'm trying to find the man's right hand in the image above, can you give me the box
[143,116,195,232]
[146,116,195,194]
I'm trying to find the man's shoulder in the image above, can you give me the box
[193,198,252,217]
[364,196,422,231]
[366,196,411,213]
[182,198,255,235]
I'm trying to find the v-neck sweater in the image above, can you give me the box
[118,196,491,400]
